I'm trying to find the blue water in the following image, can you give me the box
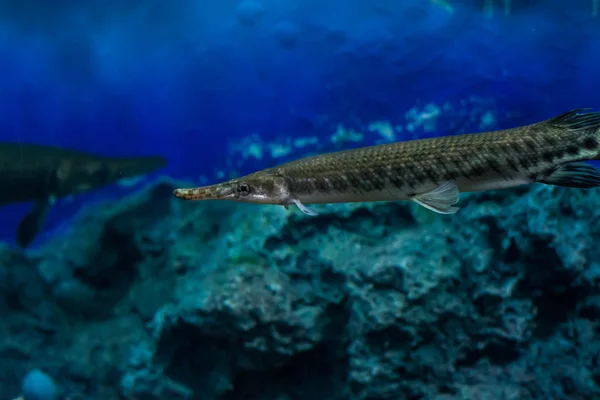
[0,0,599,245]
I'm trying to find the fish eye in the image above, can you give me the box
[237,183,251,196]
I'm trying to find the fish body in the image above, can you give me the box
[0,143,167,247]
[173,109,600,215]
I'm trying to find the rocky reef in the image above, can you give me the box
[2,177,600,400]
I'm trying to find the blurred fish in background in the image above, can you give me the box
[0,143,166,247]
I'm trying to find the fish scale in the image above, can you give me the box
[174,109,600,216]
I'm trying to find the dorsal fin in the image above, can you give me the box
[547,109,600,131]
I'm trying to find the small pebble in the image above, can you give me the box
[21,369,58,400]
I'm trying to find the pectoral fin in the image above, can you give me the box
[16,197,53,248]
[292,199,318,216]
[411,181,460,214]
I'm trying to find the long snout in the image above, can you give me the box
[173,183,234,201]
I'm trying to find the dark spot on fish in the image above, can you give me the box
[529,155,541,165]
[359,172,375,191]
[337,180,349,191]
[453,159,468,177]
[442,171,458,180]
[367,170,382,189]
[583,137,598,150]
[459,165,473,180]
[509,143,524,154]
[544,137,558,147]
[329,178,339,190]
[566,145,579,156]
[524,138,537,152]
[518,158,531,169]
[542,152,555,162]
[301,178,314,195]
[471,164,486,176]
[550,149,565,160]
[333,176,349,191]
[507,158,519,171]
[373,180,386,191]
[415,171,428,182]
[425,169,438,182]
[486,158,502,173]
[386,169,404,189]
[405,165,423,184]
[348,175,361,188]
[405,175,418,188]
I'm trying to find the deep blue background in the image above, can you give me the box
[0,0,599,245]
